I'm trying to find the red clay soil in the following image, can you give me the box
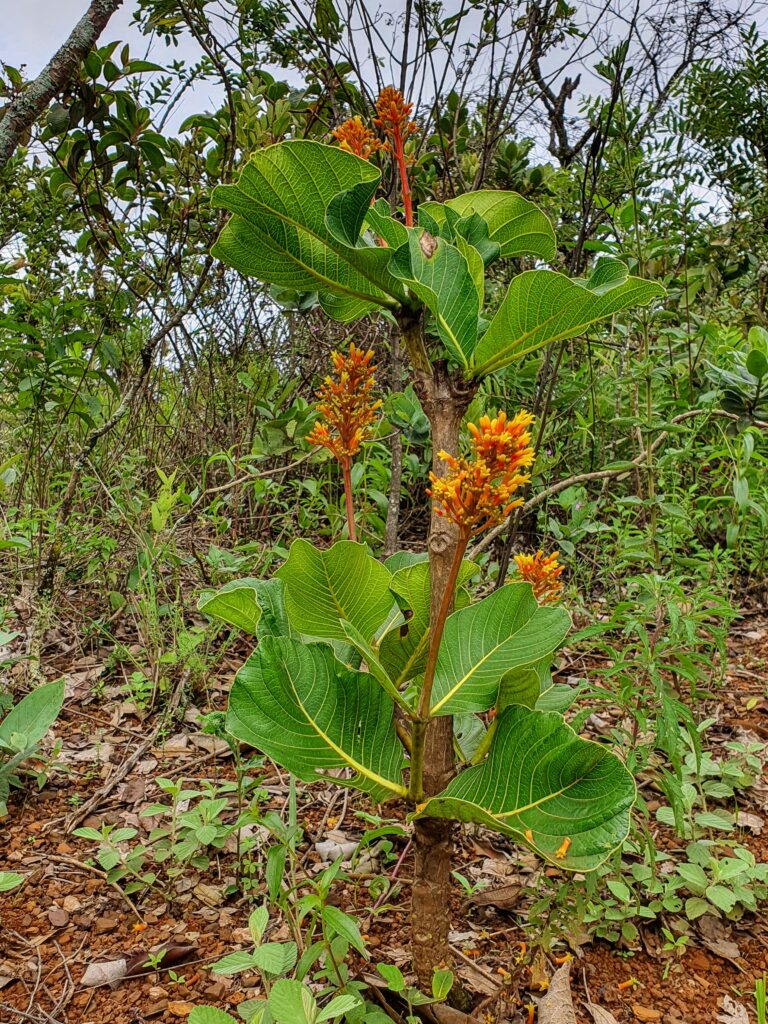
[1,609,767,1024]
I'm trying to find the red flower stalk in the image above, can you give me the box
[513,550,564,604]
[374,86,418,226]
[306,344,382,542]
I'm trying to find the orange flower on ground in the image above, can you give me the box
[306,344,382,460]
[373,86,418,226]
[332,116,383,160]
[513,549,564,603]
[306,344,382,543]
[428,411,535,537]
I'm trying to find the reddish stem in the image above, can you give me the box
[417,528,469,721]
[394,130,413,227]
[342,456,357,542]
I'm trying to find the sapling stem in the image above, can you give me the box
[394,130,414,227]
[342,456,357,542]
[417,531,469,723]
[409,531,469,802]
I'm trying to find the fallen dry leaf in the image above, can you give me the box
[81,959,127,988]
[119,778,146,805]
[315,838,358,861]
[697,915,742,962]
[159,733,189,753]
[47,907,69,928]
[432,1007,482,1024]
[125,943,197,978]
[455,960,498,998]
[586,1004,620,1024]
[735,810,763,834]
[0,970,17,991]
[536,963,576,1024]
[529,948,551,993]
[466,883,522,910]
[589,1003,618,1019]
[189,733,231,756]
[717,995,749,1023]
[193,881,225,906]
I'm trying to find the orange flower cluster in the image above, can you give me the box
[332,116,383,160]
[329,89,418,227]
[306,344,382,461]
[374,87,417,226]
[513,549,564,603]
[428,411,535,535]
[373,87,418,143]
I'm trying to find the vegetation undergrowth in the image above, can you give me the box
[2,4,768,1023]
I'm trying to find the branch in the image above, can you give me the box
[0,0,123,172]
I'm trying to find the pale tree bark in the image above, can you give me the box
[0,0,123,172]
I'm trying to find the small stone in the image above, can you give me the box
[47,908,69,928]
[62,895,81,913]
[148,986,168,999]
[168,1000,195,1016]
[206,982,228,999]
[92,916,119,935]
[633,1007,662,1022]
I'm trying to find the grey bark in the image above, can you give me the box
[0,0,123,172]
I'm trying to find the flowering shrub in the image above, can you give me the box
[207,94,661,986]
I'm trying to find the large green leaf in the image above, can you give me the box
[389,229,479,367]
[198,578,263,634]
[197,577,297,639]
[414,705,636,870]
[0,680,64,752]
[250,577,298,640]
[276,539,393,643]
[471,260,665,376]
[227,637,406,801]
[365,198,409,249]
[429,584,570,716]
[420,191,556,262]
[379,559,476,687]
[338,619,412,715]
[211,141,407,322]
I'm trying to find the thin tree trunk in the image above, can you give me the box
[410,358,475,994]
[0,0,123,172]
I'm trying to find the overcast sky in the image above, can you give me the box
[4,0,767,159]
[5,2,141,70]
[2,0,215,123]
